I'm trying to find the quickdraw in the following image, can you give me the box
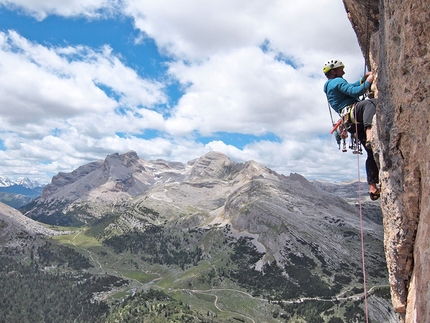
[349,133,363,155]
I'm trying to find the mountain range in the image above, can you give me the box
[1,151,397,322]
[0,176,44,189]
[0,177,45,208]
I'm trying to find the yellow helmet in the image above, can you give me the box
[323,59,345,74]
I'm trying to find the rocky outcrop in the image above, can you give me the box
[343,0,429,322]
[0,202,60,239]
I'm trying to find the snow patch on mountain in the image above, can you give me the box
[0,176,44,189]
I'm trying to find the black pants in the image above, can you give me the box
[349,99,379,185]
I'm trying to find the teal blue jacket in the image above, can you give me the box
[323,77,371,113]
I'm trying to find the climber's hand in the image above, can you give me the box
[366,73,374,84]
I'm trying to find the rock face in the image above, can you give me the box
[0,202,59,239]
[343,0,430,322]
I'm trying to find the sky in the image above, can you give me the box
[0,0,369,184]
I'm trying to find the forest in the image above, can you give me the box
[103,226,204,269]
[0,255,110,323]
[0,220,390,323]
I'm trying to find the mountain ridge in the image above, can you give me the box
[0,201,60,241]
[22,150,385,274]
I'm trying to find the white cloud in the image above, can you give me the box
[123,0,362,66]
[0,30,166,127]
[0,0,117,20]
[164,47,325,137]
[122,0,366,141]
[0,29,169,181]
[0,1,369,183]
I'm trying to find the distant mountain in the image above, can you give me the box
[0,192,34,209]
[312,179,368,199]
[0,176,44,189]
[0,185,44,197]
[0,177,14,187]
[0,177,45,208]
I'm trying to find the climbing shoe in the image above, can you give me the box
[365,141,372,150]
[369,189,380,201]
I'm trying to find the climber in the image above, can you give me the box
[323,59,380,200]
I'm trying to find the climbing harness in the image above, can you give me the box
[343,105,362,155]
[339,104,357,125]
[328,102,362,155]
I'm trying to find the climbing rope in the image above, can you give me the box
[354,111,370,323]
[354,3,372,315]
[356,153,370,323]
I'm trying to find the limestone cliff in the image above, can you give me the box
[342,0,429,322]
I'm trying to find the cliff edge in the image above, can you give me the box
[342,0,429,322]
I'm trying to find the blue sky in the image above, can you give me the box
[0,0,367,184]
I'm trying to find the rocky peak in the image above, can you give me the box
[103,151,136,182]
[242,160,270,177]
[42,160,104,199]
[15,177,43,189]
[287,172,316,191]
[115,150,141,168]
[187,151,239,181]
[0,176,14,187]
[0,202,58,239]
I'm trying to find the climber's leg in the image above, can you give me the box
[356,122,380,198]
